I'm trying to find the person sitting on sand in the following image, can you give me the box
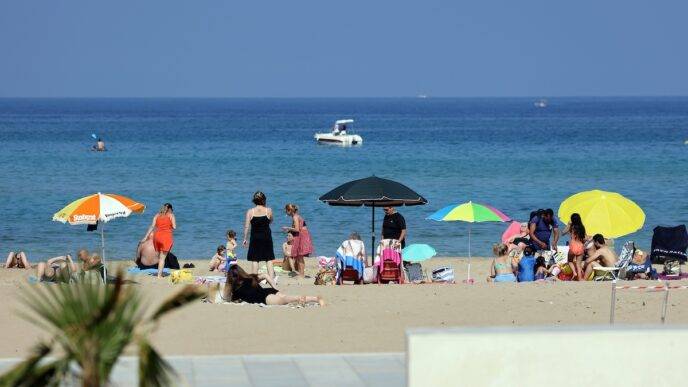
[515,245,536,282]
[583,234,618,280]
[282,232,295,274]
[487,243,517,283]
[5,251,31,269]
[216,264,325,306]
[209,245,228,272]
[135,234,180,270]
[534,256,547,280]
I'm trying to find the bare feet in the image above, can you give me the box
[317,296,326,307]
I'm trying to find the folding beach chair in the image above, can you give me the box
[592,241,635,281]
[375,240,404,284]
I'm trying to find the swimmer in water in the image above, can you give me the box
[92,137,106,151]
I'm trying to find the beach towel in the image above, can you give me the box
[376,247,402,267]
[651,225,688,264]
[203,292,320,308]
[194,275,226,285]
[127,267,171,276]
[335,252,364,280]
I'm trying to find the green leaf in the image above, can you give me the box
[138,339,176,387]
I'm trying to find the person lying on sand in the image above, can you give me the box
[213,264,325,306]
[583,234,618,280]
[5,251,31,269]
[36,254,77,282]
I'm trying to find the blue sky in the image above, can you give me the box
[1,0,686,97]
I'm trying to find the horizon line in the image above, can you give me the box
[1,94,687,99]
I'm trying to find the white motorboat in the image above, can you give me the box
[534,99,548,108]
[314,119,363,146]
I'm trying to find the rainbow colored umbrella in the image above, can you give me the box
[428,201,511,282]
[53,192,146,279]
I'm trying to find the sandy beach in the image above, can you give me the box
[1,257,687,358]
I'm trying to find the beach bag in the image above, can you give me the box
[405,263,424,282]
[170,269,194,284]
[314,269,336,285]
[663,259,681,277]
[363,266,378,283]
[432,267,454,282]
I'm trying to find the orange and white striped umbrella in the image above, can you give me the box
[53,192,145,225]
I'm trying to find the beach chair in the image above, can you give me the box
[376,242,404,284]
[592,241,635,281]
[336,253,364,285]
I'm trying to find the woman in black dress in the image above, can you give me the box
[243,191,276,280]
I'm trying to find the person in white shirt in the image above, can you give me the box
[338,232,366,263]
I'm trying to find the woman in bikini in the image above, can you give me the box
[141,203,176,278]
[562,213,588,281]
[5,251,30,269]
[216,264,324,306]
[488,243,517,282]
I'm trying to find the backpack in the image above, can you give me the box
[663,260,681,277]
[529,209,544,222]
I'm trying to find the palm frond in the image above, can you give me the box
[0,342,66,387]
[87,270,124,328]
[4,271,198,386]
[149,285,203,322]
[138,339,176,387]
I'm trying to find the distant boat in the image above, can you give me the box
[417,94,429,99]
[534,99,548,108]
[314,119,363,146]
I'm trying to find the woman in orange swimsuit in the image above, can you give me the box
[142,203,176,278]
[563,213,587,281]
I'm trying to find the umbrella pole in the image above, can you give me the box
[371,204,376,267]
[467,225,472,282]
[100,224,106,282]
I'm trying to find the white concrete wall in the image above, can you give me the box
[407,326,688,387]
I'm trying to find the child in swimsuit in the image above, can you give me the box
[534,256,547,280]
[209,245,227,272]
[225,230,238,270]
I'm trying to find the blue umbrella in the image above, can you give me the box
[402,244,437,262]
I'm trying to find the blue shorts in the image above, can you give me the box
[494,273,517,282]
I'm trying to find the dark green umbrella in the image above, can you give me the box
[319,176,427,263]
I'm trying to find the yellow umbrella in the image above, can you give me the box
[558,190,644,238]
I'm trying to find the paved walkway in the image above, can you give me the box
[0,352,406,386]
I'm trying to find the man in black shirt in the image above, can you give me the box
[382,206,407,248]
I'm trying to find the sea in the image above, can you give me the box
[1,97,687,261]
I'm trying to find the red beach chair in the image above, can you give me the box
[338,267,362,284]
[377,247,404,284]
